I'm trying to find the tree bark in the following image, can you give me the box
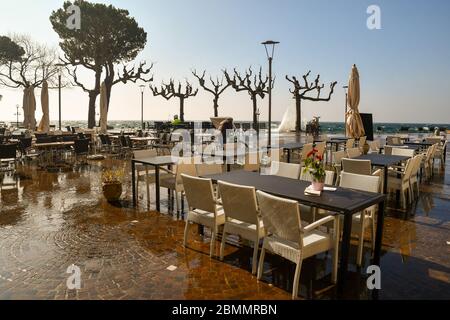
[213,98,219,117]
[88,91,97,129]
[179,98,185,122]
[295,96,302,133]
[252,95,258,131]
[87,69,102,129]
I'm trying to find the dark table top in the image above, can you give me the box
[132,156,175,166]
[403,141,433,147]
[328,139,348,144]
[204,171,385,215]
[280,142,305,150]
[381,144,421,151]
[355,154,411,167]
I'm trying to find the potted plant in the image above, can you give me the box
[303,145,326,191]
[101,168,124,202]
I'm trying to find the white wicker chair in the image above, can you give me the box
[218,181,264,274]
[339,172,380,266]
[256,190,339,299]
[182,174,225,257]
[269,161,301,179]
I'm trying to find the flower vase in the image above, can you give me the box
[311,181,325,192]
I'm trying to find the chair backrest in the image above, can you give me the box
[387,136,402,145]
[0,143,18,160]
[196,163,223,176]
[218,180,259,224]
[332,150,347,166]
[401,158,415,182]
[391,147,415,157]
[74,139,90,154]
[300,168,335,185]
[270,161,301,179]
[346,139,355,149]
[133,149,157,159]
[410,154,423,177]
[315,142,326,158]
[368,140,380,152]
[340,172,380,193]
[342,158,372,175]
[256,190,302,245]
[119,135,127,147]
[243,152,260,172]
[425,137,442,144]
[125,136,133,148]
[175,158,198,184]
[181,174,217,213]
[301,143,313,161]
[19,137,32,150]
[347,147,362,158]
[359,136,367,147]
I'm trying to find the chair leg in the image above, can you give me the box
[145,169,150,209]
[251,236,260,275]
[371,217,376,251]
[183,221,189,247]
[209,226,216,257]
[257,245,266,280]
[220,225,227,261]
[401,190,407,209]
[292,257,303,299]
[175,191,180,216]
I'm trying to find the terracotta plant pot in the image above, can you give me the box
[311,181,325,192]
[363,142,370,155]
[102,182,122,202]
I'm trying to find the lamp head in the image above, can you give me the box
[262,40,280,59]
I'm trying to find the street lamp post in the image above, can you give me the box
[343,85,348,137]
[15,104,20,128]
[139,85,145,130]
[262,40,279,147]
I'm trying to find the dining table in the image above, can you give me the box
[203,170,386,296]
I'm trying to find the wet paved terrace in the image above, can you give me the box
[0,150,449,300]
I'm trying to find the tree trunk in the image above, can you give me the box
[213,98,219,117]
[295,96,302,133]
[104,62,114,111]
[88,91,97,129]
[87,70,102,129]
[179,98,185,122]
[252,95,258,131]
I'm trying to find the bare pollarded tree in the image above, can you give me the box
[150,80,198,122]
[0,34,62,129]
[224,67,270,130]
[286,71,337,133]
[192,70,230,117]
[0,34,60,89]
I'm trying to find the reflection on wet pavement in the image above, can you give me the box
[0,155,449,300]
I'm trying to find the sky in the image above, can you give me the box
[0,0,450,124]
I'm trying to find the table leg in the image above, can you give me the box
[337,212,353,296]
[372,200,385,266]
[287,149,291,163]
[155,166,161,212]
[131,160,136,207]
[383,166,388,194]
